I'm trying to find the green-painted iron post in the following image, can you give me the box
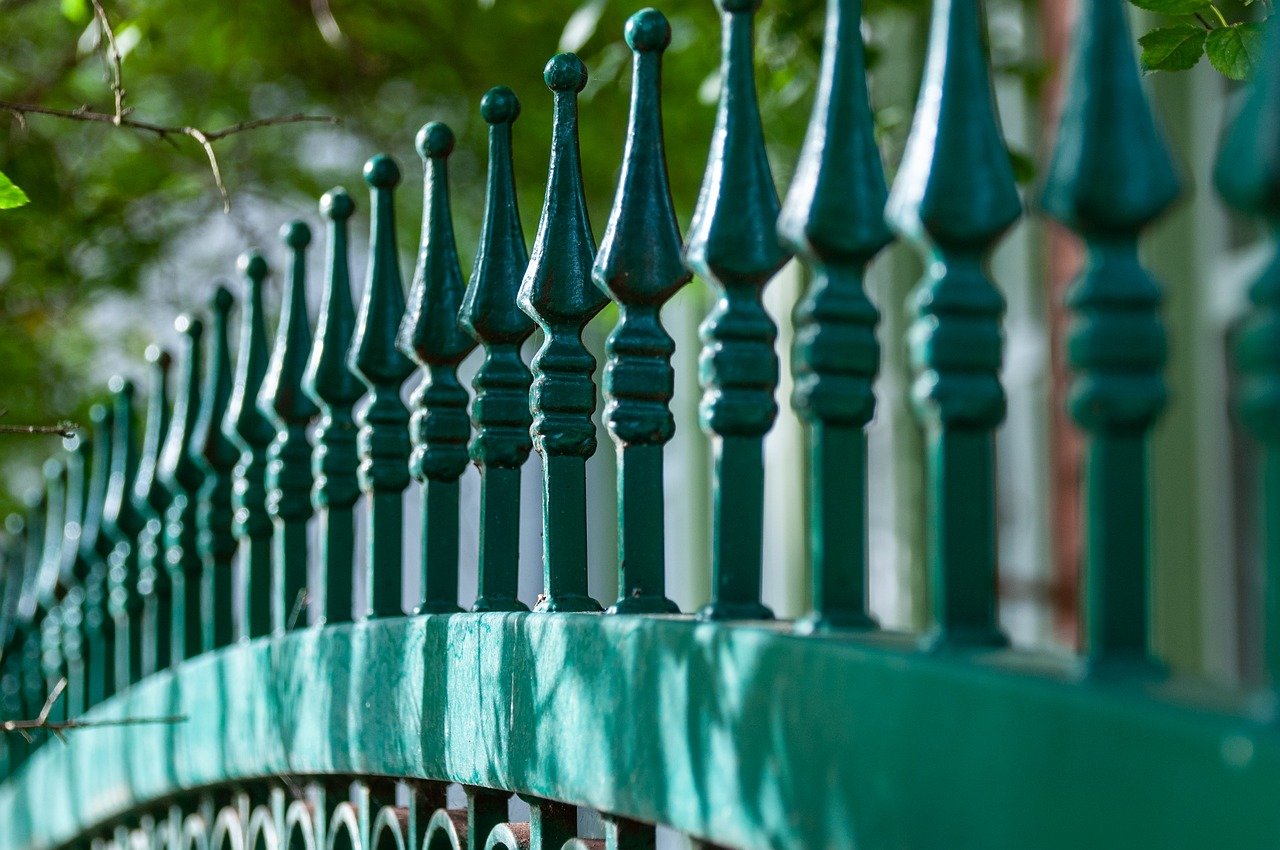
[885,0,1020,651]
[261,223,319,633]
[102,377,144,689]
[594,9,688,615]
[684,0,789,621]
[79,405,114,706]
[304,189,363,625]
[36,458,66,723]
[399,122,474,615]
[57,435,90,717]
[461,87,534,614]
[518,53,608,613]
[133,345,173,678]
[1043,0,1180,677]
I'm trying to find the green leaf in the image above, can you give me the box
[1129,0,1212,14]
[0,172,30,210]
[1138,25,1207,72]
[60,0,89,22]
[1206,22,1267,81]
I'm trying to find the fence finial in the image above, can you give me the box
[463,87,534,613]
[779,0,891,632]
[305,188,362,625]
[351,154,415,619]
[398,121,474,615]
[79,403,114,706]
[1217,14,1280,696]
[160,315,206,662]
[194,286,238,649]
[132,345,172,678]
[225,251,275,637]
[1043,0,1180,677]
[103,375,144,688]
[886,0,1020,651]
[594,8,687,615]
[519,52,607,613]
[684,0,788,621]
[261,221,319,633]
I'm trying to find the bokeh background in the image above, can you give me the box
[0,0,1267,681]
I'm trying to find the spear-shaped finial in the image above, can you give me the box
[519,53,608,613]
[593,9,688,615]
[224,250,275,637]
[684,0,790,621]
[103,375,144,687]
[305,188,363,625]
[778,0,892,632]
[886,0,1021,651]
[398,121,474,615]
[463,87,534,613]
[260,221,319,633]
[132,345,173,678]
[350,155,415,619]
[193,286,238,649]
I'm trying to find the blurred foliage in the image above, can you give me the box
[0,0,1044,517]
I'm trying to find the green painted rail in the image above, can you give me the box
[1,2,1279,849]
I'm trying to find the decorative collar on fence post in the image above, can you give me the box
[132,344,172,679]
[160,314,206,663]
[79,402,114,707]
[594,8,687,616]
[305,188,362,625]
[778,0,891,634]
[1042,0,1180,679]
[684,0,789,622]
[224,251,275,638]
[194,286,238,649]
[463,87,534,614]
[398,122,473,616]
[885,0,1019,653]
[1217,13,1280,703]
[260,221,319,634]
[519,52,607,614]
[350,155,415,620]
[103,375,145,688]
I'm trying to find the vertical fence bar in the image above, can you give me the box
[463,87,534,614]
[58,435,90,717]
[350,156,415,619]
[225,252,276,638]
[103,377,144,688]
[684,0,789,621]
[519,53,607,613]
[1043,0,1180,677]
[261,223,319,633]
[400,122,474,615]
[195,287,238,649]
[160,316,206,663]
[1217,15,1280,695]
[885,0,1020,651]
[305,190,362,625]
[80,405,114,705]
[133,345,173,678]
[594,9,688,614]
[16,488,44,755]
[37,458,66,722]
[778,0,892,632]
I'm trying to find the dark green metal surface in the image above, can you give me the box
[132,346,172,679]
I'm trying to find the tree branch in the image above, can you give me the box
[88,0,126,123]
[0,409,78,438]
[1,680,186,743]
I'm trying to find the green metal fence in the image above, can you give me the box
[2,0,1280,847]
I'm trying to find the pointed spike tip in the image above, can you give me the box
[211,284,234,313]
[626,8,671,53]
[545,53,588,93]
[281,220,312,249]
[145,344,173,370]
[364,154,402,189]
[481,86,520,124]
[415,122,456,159]
[174,313,205,338]
[238,249,268,281]
[320,187,355,220]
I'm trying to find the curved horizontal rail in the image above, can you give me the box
[1,615,1278,850]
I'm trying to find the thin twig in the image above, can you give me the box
[88,0,126,123]
[1,678,186,742]
[287,589,309,631]
[0,409,79,438]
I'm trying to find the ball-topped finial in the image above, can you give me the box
[718,0,762,12]
[364,154,402,189]
[5,513,22,535]
[43,457,62,479]
[320,187,355,220]
[174,313,204,337]
[212,283,234,312]
[108,374,134,396]
[480,86,520,125]
[238,249,268,281]
[415,122,456,159]
[89,403,108,426]
[145,344,172,369]
[544,52,588,93]
[281,220,312,249]
[626,8,671,52]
